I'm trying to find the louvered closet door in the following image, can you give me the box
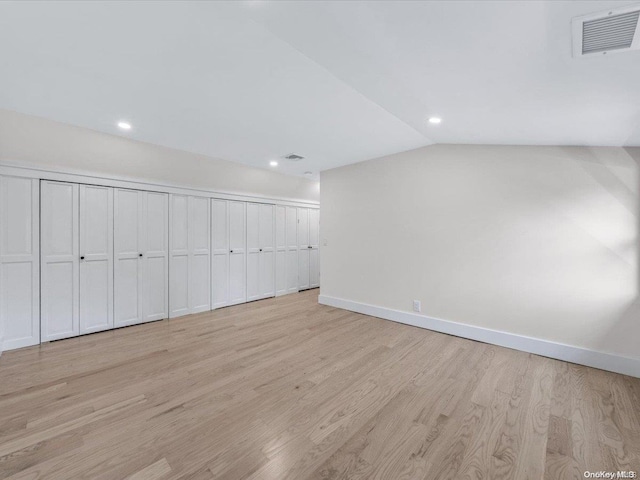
[259,204,275,298]
[285,206,298,294]
[228,201,246,306]
[298,207,310,290]
[41,181,79,341]
[0,176,39,350]
[275,206,286,296]
[114,189,143,327]
[246,203,260,302]
[211,199,229,309]
[142,191,168,322]
[189,196,210,313]
[169,194,189,318]
[309,208,320,288]
[79,185,114,334]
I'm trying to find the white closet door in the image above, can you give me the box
[169,194,189,318]
[79,185,114,334]
[246,203,260,302]
[0,176,39,350]
[142,191,168,322]
[309,208,320,288]
[41,181,79,341]
[275,206,286,296]
[298,207,310,290]
[259,204,275,298]
[228,201,246,306]
[189,196,210,313]
[114,189,143,327]
[285,206,298,294]
[211,199,229,309]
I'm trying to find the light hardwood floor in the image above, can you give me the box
[0,290,639,479]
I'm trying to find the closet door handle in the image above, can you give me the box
[139,253,143,257]
[80,256,85,260]
[230,249,234,253]
[259,248,263,252]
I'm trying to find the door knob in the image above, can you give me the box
[260,248,262,252]
[139,253,143,257]
[80,256,85,260]
[230,250,234,253]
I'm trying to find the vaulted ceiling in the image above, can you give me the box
[1,1,638,178]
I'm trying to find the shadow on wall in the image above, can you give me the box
[562,146,640,365]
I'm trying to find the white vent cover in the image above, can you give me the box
[572,4,640,57]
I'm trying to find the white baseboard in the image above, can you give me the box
[318,295,640,378]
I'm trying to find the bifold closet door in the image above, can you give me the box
[114,189,168,327]
[142,192,169,322]
[228,201,246,305]
[79,184,114,334]
[170,195,189,317]
[247,203,275,301]
[114,189,143,327]
[275,206,298,296]
[189,196,210,314]
[285,206,299,294]
[309,208,320,288]
[41,181,79,341]
[169,194,210,318]
[297,207,310,290]
[246,203,260,302]
[211,199,229,309]
[0,176,40,350]
[275,206,286,296]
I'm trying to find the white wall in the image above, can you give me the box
[0,109,319,203]
[320,144,640,370]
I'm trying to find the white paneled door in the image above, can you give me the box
[41,181,80,341]
[298,207,319,291]
[309,208,320,288]
[189,196,210,314]
[114,188,143,327]
[228,201,246,306]
[298,207,310,291]
[143,191,169,322]
[275,205,299,296]
[211,199,229,309]
[0,176,40,350]
[247,203,275,302]
[79,184,114,334]
[115,189,168,327]
[169,194,210,318]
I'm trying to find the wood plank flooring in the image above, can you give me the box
[1,290,639,479]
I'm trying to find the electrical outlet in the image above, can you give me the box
[413,300,421,313]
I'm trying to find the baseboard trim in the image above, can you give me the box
[318,294,640,378]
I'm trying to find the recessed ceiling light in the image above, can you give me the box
[428,117,442,124]
[117,121,132,130]
[270,160,278,167]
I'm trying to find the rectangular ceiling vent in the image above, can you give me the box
[572,4,640,57]
[284,153,304,161]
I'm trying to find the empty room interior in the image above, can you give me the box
[1,1,640,479]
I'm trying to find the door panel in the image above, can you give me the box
[189,196,210,312]
[170,194,189,317]
[309,208,320,288]
[298,208,310,290]
[285,206,298,294]
[228,201,246,305]
[143,192,168,322]
[41,181,79,341]
[0,176,39,350]
[114,189,142,327]
[211,199,229,308]
[259,204,275,298]
[79,185,113,334]
[246,203,260,301]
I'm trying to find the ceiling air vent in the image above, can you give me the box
[572,4,640,57]
[284,153,304,161]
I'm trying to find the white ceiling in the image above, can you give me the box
[1,1,639,178]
